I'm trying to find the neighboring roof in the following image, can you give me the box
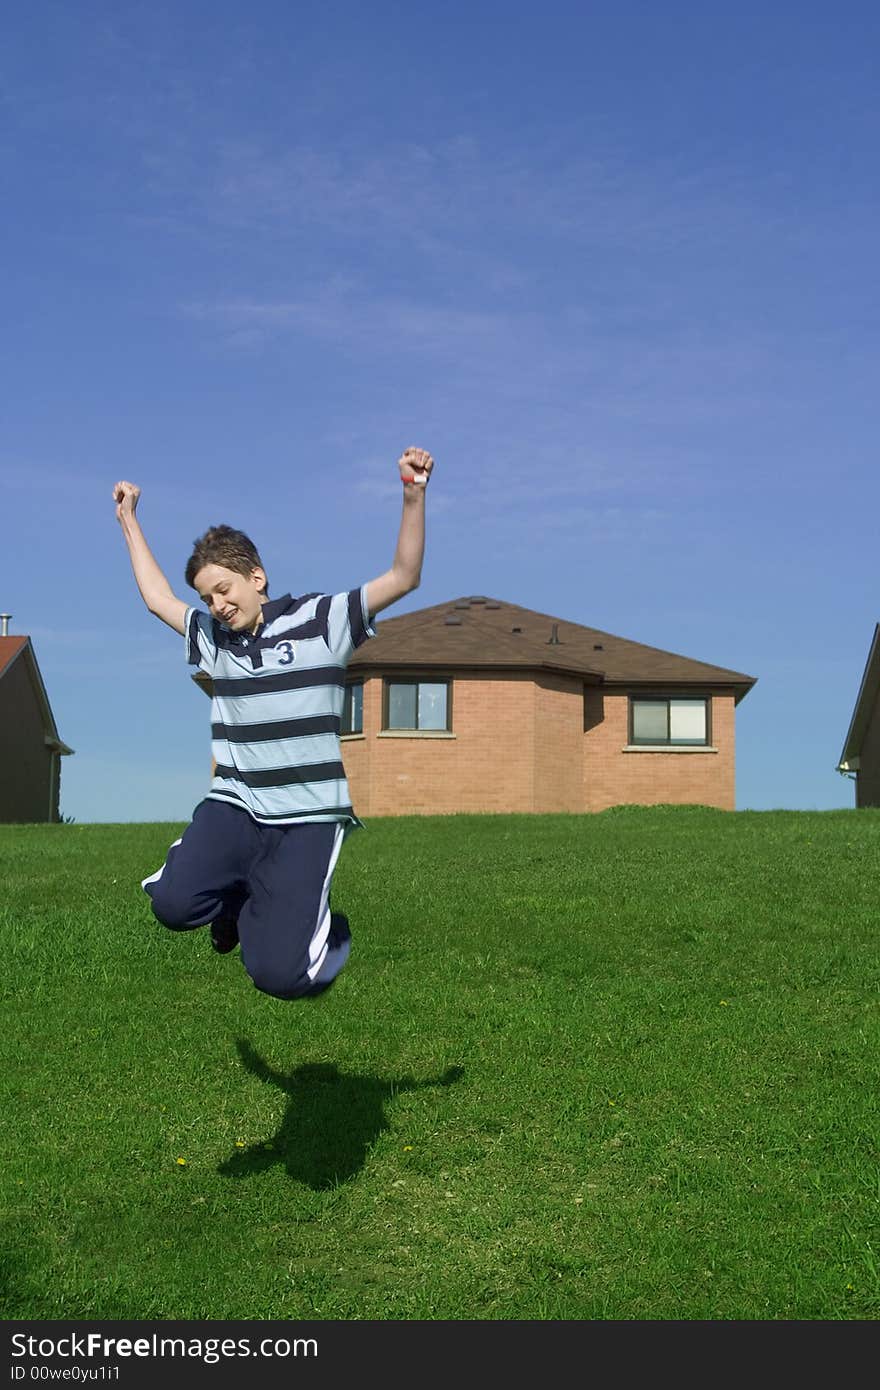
[837,623,880,772]
[0,635,27,679]
[349,596,757,701]
[0,635,74,755]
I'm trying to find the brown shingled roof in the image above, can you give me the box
[350,596,757,701]
[0,635,28,678]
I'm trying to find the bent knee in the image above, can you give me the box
[243,916,353,1000]
[146,884,202,931]
[248,965,316,1000]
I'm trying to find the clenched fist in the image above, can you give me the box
[398,447,434,487]
[113,480,141,523]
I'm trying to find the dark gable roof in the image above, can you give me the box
[351,595,757,701]
[0,635,74,754]
[837,623,880,771]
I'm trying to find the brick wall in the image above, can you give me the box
[583,688,737,811]
[533,672,586,812]
[342,671,538,815]
[341,673,739,817]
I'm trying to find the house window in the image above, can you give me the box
[385,680,450,731]
[631,697,709,746]
[342,681,363,735]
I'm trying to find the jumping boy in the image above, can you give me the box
[113,446,433,1000]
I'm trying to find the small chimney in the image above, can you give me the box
[0,614,11,637]
[548,623,561,645]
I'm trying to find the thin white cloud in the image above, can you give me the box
[183,290,507,353]
[172,133,801,260]
[182,281,800,432]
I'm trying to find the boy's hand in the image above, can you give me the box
[398,446,433,487]
[113,480,141,523]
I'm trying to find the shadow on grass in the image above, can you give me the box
[218,1039,464,1189]
[0,1243,59,1320]
[0,1237,134,1320]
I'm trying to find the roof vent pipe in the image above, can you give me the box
[548,623,561,645]
[0,614,10,637]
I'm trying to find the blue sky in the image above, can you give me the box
[3,0,878,821]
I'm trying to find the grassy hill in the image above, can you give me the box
[2,807,878,1319]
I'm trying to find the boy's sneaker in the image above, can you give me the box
[210,914,240,954]
[328,912,351,950]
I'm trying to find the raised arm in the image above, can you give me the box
[113,481,189,636]
[365,447,434,619]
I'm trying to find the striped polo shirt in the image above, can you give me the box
[185,586,375,827]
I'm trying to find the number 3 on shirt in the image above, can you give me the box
[275,641,295,665]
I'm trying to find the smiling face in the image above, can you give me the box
[193,562,268,634]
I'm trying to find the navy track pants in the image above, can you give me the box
[141,799,351,999]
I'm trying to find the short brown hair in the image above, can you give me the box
[185,525,269,595]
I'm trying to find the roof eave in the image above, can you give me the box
[838,623,880,767]
[581,676,756,700]
[347,656,604,681]
[2,640,73,751]
[45,736,75,756]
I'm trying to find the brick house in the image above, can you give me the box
[0,622,74,823]
[836,623,880,807]
[339,596,756,815]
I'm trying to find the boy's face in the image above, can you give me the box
[193,563,268,634]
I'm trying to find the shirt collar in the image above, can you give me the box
[214,594,292,648]
[259,594,293,624]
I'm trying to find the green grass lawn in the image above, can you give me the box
[1,806,878,1320]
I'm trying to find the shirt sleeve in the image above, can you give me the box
[325,586,376,662]
[185,606,218,673]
